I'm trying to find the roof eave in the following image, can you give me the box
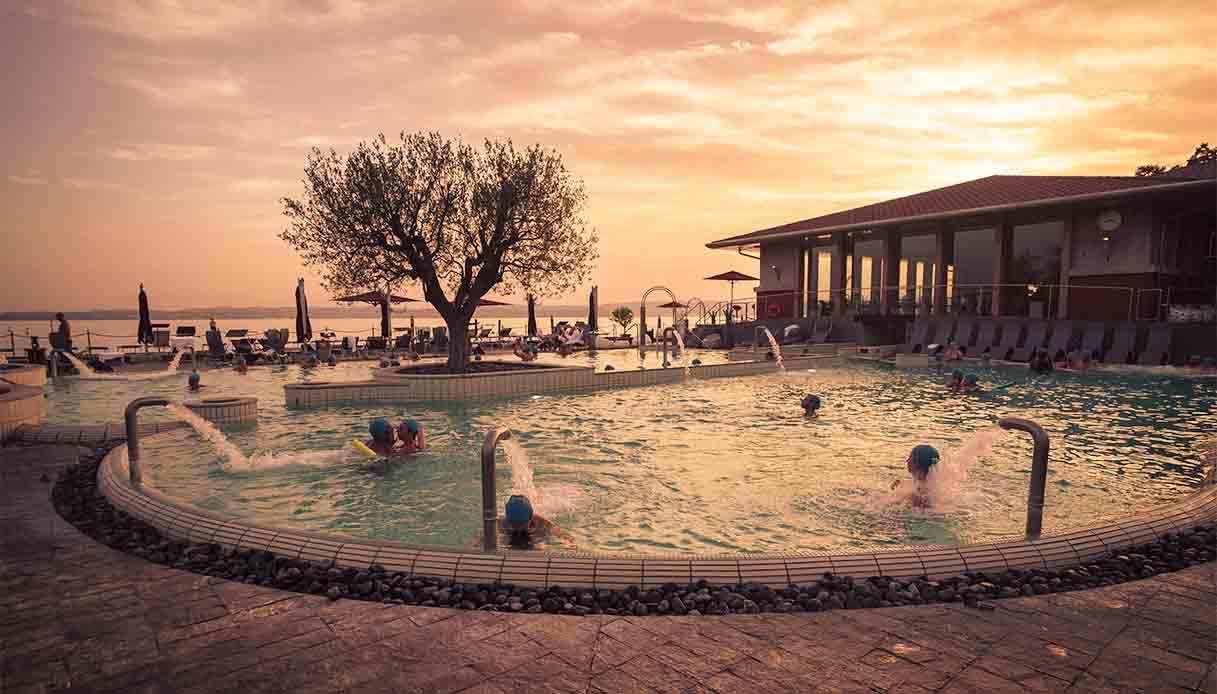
[705,177,1215,249]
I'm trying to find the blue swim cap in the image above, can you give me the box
[964,373,978,385]
[369,418,391,439]
[951,369,963,379]
[188,370,200,384]
[504,495,533,526]
[910,445,940,472]
[404,418,420,434]
[802,394,821,410]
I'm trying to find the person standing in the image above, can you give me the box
[54,313,72,351]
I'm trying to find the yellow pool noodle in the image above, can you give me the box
[349,440,380,460]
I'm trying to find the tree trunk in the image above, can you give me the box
[446,317,470,373]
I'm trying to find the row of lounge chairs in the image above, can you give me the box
[903,318,1174,365]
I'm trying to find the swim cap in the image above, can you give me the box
[369,418,391,439]
[380,360,390,367]
[964,373,978,385]
[910,445,940,473]
[951,369,963,380]
[802,394,821,410]
[504,495,533,527]
[403,418,420,434]
[188,370,200,385]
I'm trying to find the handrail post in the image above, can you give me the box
[481,427,512,551]
[998,417,1051,541]
[124,397,171,486]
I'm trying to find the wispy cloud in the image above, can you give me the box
[7,174,46,185]
[105,143,216,161]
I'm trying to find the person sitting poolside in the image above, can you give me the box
[187,370,202,391]
[364,418,397,457]
[513,341,538,362]
[948,368,964,393]
[892,444,940,509]
[396,419,425,454]
[801,393,822,417]
[498,495,557,550]
[943,341,964,361]
[1029,348,1054,375]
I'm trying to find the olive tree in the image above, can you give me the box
[282,132,597,372]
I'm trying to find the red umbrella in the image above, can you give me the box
[704,271,758,322]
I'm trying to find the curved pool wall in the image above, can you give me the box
[98,435,1217,589]
[0,363,47,387]
[0,373,45,441]
[286,354,841,405]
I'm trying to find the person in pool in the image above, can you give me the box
[396,419,425,454]
[364,418,397,457]
[962,372,981,393]
[948,369,964,393]
[235,356,248,374]
[892,444,940,509]
[498,495,557,550]
[801,393,822,417]
[187,370,202,391]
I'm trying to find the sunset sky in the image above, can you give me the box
[2,1,1213,311]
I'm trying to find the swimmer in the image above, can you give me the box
[498,495,557,550]
[187,370,202,391]
[1030,348,1054,375]
[948,369,964,393]
[396,419,425,454]
[892,444,939,509]
[943,341,963,361]
[364,418,397,457]
[962,372,981,393]
[801,393,822,417]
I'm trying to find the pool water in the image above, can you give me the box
[64,358,1213,556]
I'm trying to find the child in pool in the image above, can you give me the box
[892,444,940,509]
[364,418,397,457]
[948,369,964,393]
[498,495,558,550]
[962,372,981,393]
[187,370,202,391]
[396,419,425,454]
[801,394,822,417]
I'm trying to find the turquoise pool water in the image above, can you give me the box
[45,358,1215,555]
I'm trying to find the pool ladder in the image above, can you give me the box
[481,427,512,551]
[998,417,1050,541]
[124,396,171,486]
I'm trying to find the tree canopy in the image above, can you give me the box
[1135,142,1215,176]
[281,131,597,371]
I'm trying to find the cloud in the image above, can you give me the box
[225,178,295,193]
[121,75,245,107]
[7,174,46,185]
[60,177,131,191]
[105,143,216,161]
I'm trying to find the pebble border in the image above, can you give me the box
[57,445,1217,617]
[97,432,1217,590]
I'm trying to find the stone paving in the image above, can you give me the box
[3,444,1215,694]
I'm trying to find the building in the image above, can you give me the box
[707,164,1216,324]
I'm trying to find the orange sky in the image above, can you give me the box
[2,1,1213,311]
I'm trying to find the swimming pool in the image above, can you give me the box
[84,359,1215,556]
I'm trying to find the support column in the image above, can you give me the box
[1058,214,1073,319]
[830,231,847,317]
[934,224,953,315]
[881,229,901,315]
[992,218,1013,317]
[807,247,820,317]
[795,241,806,319]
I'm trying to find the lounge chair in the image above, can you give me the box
[951,318,976,349]
[933,317,957,346]
[1079,322,1107,359]
[1137,323,1172,365]
[1011,321,1049,362]
[174,326,197,338]
[431,327,447,352]
[972,320,998,354]
[903,320,933,353]
[204,330,228,361]
[1104,322,1137,364]
[153,329,171,352]
[394,333,412,350]
[991,319,1024,361]
[365,336,387,351]
[780,324,805,345]
[1043,320,1075,361]
[261,329,289,355]
[809,318,832,344]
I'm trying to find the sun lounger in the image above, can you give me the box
[1103,322,1136,364]
[393,333,411,350]
[903,320,933,353]
[1079,322,1107,359]
[951,317,975,348]
[809,317,832,344]
[204,330,227,361]
[431,327,448,352]
[1011,321,1049,361]
[972,319,998,354]
[1043,320,1075,360]
[365,336,387,351]
[1137,323,1172,365]
[991,319,1024,361]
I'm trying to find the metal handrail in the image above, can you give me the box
[481,426,513,551]
[998,417,1051,541]
[124,397,171,486]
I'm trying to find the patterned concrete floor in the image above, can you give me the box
[2,444,1214,694]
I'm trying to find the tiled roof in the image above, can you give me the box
[708,173,1216,248]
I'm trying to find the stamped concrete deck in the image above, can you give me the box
[3,444,1215,694]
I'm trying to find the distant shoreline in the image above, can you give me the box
[0,302,630,322]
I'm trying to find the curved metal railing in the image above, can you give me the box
[481,426,513,551]
[124,397,171,486]
[998,417,1051,541]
